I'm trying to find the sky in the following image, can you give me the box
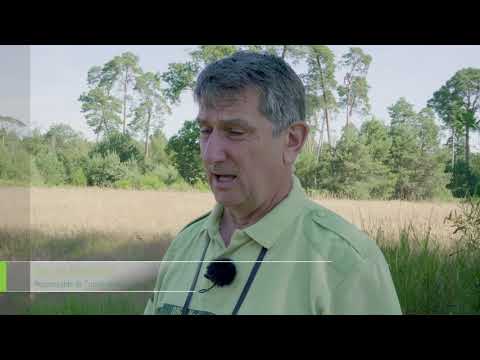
[2,45,480,150]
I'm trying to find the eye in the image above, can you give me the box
[228,129,245,136]
[200,128,212,135]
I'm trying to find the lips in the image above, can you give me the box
[215,174,237,182]
[211,173,238,188]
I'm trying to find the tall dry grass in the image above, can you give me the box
[2,186,474,315]
[0,186,461,247]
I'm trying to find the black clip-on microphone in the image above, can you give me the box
[199,257,236,293]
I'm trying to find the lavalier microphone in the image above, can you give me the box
[199,257,236,293]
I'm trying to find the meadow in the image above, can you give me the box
[1,186,479,315]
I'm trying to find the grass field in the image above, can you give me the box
[1,186,479,315]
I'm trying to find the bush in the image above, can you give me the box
[445,196,480,253]
[30,158,44,186]
[193,181,210,192]
[168,180,192,191]
[138,174,165,190]
[70,167,87,187]
[150,164,180,185]
[92,132,144,163]
[85,152,127,187]
[113,178,134,190]
[35,150,66,186]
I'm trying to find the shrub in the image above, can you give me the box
[70,168,87,186]
[35,150,66,186]
[445,196,480,253]
[138,174,165,190]
[85,152,127,187]
[150,164,180,186]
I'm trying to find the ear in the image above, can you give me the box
[282,122,309,166]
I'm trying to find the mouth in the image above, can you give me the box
[213,173,237,183]
[211,173,238,187]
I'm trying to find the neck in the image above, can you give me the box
[222,176,293,231]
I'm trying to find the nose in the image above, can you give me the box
[201,128,227,165]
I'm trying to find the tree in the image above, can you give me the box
[429,68,480,171]
[303,46,338,149]
[35,149,66,186]
[388,98,421,199]
[91,132,143,163]
[161,45,306,105]
[241,45,306,63]
[388,98,449,200]
[360,117,391,164]
[85,151,127,187]
[0,115,25,146]
[360,117,396,199]
[148,129,170,165]
[79,66,122,137]
[337,47,372,127]
[329,123,395,199]
[162,46,240,105]
[44,124,90,185]
[44,124,83,151]
[412,108,450,199]
[102,52,142,134]
[166,120,205,185]
[130,71,170,159]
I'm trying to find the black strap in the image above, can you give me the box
[232,247,268,315]
[181,236,211,315]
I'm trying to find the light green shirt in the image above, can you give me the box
[144,175,402,315]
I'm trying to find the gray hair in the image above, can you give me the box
[193,51,306,137]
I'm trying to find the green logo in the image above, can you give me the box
[0,262,7,293]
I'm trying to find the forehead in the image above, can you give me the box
[196,87,265,126]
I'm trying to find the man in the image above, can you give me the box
[144,51,402,315]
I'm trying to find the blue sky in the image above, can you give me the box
[12,45,480,150]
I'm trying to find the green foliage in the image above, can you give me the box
[69,167,87,186]
[92,132,143,163]
[79,87,122,136]
[149,163,180,186]
[295,150,319,190]
[85,152,127,187]
[0,139,31,184]
[445,196,480,253]
[337,47,372,124]
[130,71,170,158]
[161,62,198,104]
[148,129,170,165]
[429,67,480,170]
[388,98,449,200]
[166,120,205,185]
[35,150,66,186]
[331,124,381,199]
[1,49,478,203]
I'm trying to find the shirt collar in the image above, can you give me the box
[201,175,309,249]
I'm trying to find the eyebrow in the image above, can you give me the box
[196,117,251,128]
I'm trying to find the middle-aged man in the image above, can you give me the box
[144,51,402,315]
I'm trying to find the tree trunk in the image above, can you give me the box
[123,69,128,135]
[315,56,332,148]
[452,127,455,172]
[345,89,351,127]
[325,108,331,148]
[317,112,325,161]
[144,110,151,159]
[465,125,470,170]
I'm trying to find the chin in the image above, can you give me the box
[213,192,242,207]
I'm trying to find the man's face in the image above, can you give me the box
[197,87,289,213]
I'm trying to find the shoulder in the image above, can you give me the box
[303,200,386,273]
[161,210,211,260]
[178,211,211,235]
